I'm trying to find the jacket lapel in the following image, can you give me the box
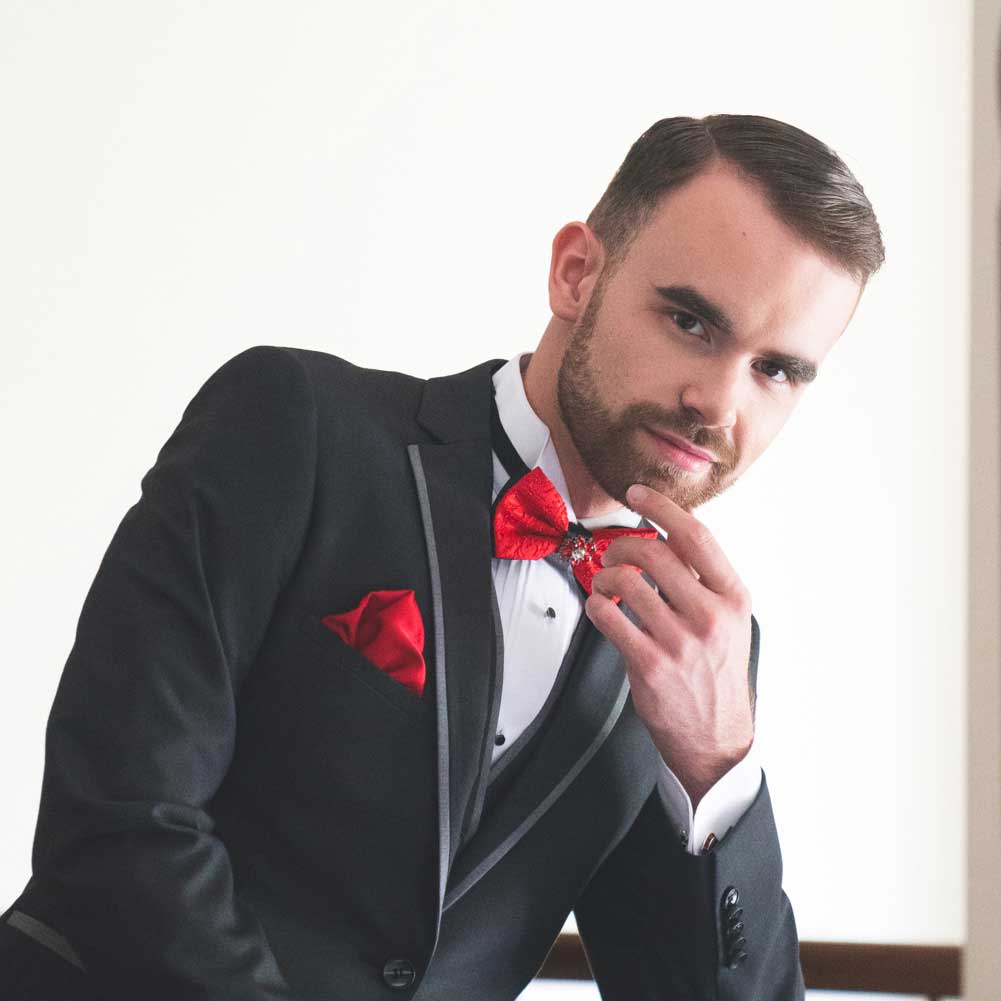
[405,357,679,925]
[439,518,668,909]
[441,611,634,910]
[407,357,507,925]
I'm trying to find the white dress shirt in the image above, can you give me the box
[490,352,761,854]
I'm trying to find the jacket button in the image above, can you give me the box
[727,949,748,969]
[382,958,416,989]
[722,886,740,909]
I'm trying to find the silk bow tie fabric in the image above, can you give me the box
[492,466,660,602]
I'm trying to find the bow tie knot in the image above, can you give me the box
[557,525,601,566]
[492,466,658,600]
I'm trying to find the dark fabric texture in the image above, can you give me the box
[2,345,802,1000]
[575,774,806,1000]
[0,905,104,1001]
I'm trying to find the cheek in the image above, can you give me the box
[589,327,647,398]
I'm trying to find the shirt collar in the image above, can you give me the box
[491,351,643,530]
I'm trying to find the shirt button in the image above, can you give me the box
[545,606,556,618]
[495,733,506,746]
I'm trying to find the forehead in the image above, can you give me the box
[617,162,862,359]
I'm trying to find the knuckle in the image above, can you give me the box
[690,523,715,550]
[601,565,633,590]
[733,583,752,614]
[695,612,719,641]
[633,645,660,676]
[604,538,625,561]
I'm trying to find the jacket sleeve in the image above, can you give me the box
[26,345,318,1000]
[573,613,805,1000]
[574,772,805,1000]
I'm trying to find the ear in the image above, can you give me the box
[547,221,606,323]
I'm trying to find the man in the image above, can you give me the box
[1,114,883,1000]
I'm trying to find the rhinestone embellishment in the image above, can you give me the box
[556,529,598,566]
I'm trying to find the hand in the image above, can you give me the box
[585,482,755,808]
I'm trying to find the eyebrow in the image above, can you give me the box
[653,283,819,384]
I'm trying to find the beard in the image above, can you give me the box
[555,276,733,514]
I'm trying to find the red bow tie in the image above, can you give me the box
[492,466,659,601]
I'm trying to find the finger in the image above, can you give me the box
[602,535,709,621]
[626,483,742,597]
[584,589,661,669]
[591,562,685,650]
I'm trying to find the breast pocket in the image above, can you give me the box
[230,604,435,817]
[296,609,429,723]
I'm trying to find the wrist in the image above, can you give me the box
[657,735,754,807]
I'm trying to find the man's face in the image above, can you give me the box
[557,162,863,513]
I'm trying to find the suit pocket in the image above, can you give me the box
[297,610,428,721]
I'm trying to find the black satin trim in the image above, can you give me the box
[489,385,595,557]
[490,385,531,482]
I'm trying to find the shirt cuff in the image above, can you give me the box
[656,741,762,855]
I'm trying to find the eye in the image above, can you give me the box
[669,311,709,341]
[755,360,793,386]
[670,310,796,388]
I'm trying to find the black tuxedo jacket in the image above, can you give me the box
[2,345,805,1000]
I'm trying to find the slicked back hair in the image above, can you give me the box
[586,115,885,286]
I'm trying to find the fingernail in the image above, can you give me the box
[627,483,647,504]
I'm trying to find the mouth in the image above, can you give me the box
[644,426,716,464]
[644,426,716,472]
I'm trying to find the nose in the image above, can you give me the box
[679,364,739,430]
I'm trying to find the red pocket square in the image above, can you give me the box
[320,588,426,698]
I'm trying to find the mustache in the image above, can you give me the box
[619,405,728,459]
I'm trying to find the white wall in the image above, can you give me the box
[0,0,969,963]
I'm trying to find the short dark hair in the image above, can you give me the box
[586,114,885,286]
